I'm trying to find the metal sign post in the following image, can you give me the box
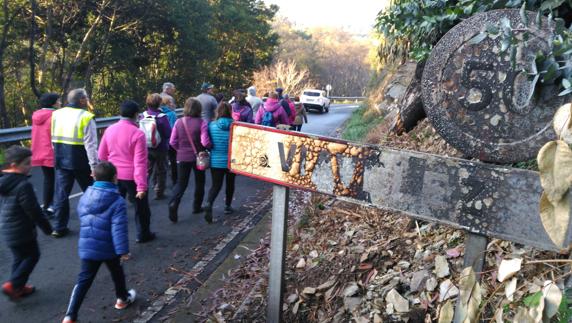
[266,185,290,322]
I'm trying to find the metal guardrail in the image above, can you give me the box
[329,96,366,101]
[0,108,183,144]
[0,97,365,144]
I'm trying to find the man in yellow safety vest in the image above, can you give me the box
[50,88,98,238]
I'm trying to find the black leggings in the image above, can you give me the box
[170,161,206,211]
[207,168,236,207]
[41,166,55,209]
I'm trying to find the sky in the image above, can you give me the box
[264,0,390,36]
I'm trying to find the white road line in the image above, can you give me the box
[133,196,273,323]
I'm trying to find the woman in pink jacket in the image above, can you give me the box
[98,100,155,243]
[31,93,61,216]
[254,92,289,126]
[168,97,212,223]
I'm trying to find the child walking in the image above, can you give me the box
[0,146,53,300]
[62,162,135,323]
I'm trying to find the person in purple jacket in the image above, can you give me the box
[231,90,254,123]
[168,98,212,223]
[142,93,172,200]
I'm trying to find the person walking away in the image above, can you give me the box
[51,88,97,238]
[196,82,218,122]
[160,82,177,107]
[140,93,171,200]
[160,96,178,186]
[231,90,254,123]
[99,100,156,243]
[0,146,53,300]
[275,87,292,122]
[204,102,235,224]
[61,162,136,323]
[246,86,263,115]
[254,92,289,127]
[31,93,61,217]
[215,93,225,104]
[292,101,308,131]
[168,98,212,223]
[283,94,297,127]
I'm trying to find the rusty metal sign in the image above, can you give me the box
[422,9,563,163]
[229,123,572,252]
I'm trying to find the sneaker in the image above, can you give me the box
[62,316,76,323]
[18,285,35,297]
[115,289,136,310]
[136,232,156,243]
[224,206,234,215]
[51,228,70,238]
[2,282,35,300]
[42,208,54,219]
[2,281,14,299]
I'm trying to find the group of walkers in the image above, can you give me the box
[0,81,308,323]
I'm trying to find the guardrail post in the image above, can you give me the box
[267,185,289,323]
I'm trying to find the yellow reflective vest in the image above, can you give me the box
[51,107,94,145]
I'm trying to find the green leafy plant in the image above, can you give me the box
[375,0,572,65]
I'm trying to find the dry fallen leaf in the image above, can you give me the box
[437,300,454,323]
[506,277,517,302]
[457,267,482,323]
[553,103,572,144]
[537,140,572,203]
[539,192,571,248]
[542,280,562,320]
[497,258,522,282]
[494,307,503,323]
[514,306,534,323]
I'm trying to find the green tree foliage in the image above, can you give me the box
[375,0,572,64]
[0,0,277,127]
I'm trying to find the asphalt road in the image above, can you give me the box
[0,103,358,323]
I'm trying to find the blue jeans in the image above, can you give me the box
[53,168,93,232]
[9,240,40,289]
[65,258,128,320]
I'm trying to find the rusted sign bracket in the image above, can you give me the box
[228,123,570,322]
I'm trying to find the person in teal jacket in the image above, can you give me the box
[204,102,234,224]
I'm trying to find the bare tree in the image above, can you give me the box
[252,60,317,97]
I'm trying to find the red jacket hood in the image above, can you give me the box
[32,109,54,126]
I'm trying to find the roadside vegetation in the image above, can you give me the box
[342,104,384,142]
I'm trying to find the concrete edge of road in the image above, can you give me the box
[133,194,273,323]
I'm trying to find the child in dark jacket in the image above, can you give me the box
[0,146,53,300]
[62,162,135,323]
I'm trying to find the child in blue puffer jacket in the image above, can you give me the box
[62,162,136,323]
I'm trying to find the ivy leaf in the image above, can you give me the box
[486,23,500,36]
[563,78,571,89]
[468,32,487,45]
[536,11,542,28]
[540,0,566,11]
[558,87,572,96]
[501,37,511,52]
[520,3,528,27]
[523,291,543,308]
